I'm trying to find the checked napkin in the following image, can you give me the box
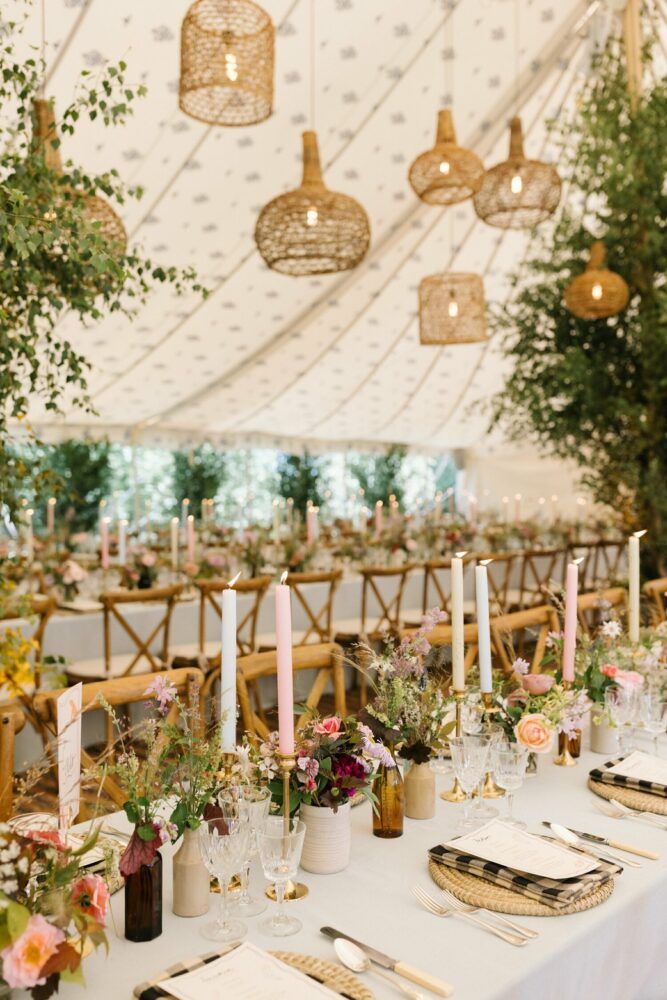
[428,843,620,911]
[133,945,237,999]
[589,757,667,799]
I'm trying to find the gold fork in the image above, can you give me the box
[411,886,527,946]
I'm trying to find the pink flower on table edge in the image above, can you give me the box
[600,619,622,639]
[1,913,65,989]
[313,716,341,737]
[506,688,528,707]
[358,723,396,768]
[184,561,199,577]
[545,630,563,649]
[144,674,177,714]
[601,662,618,678]
[512,657,530,676]
[140,552,157,567]
[61,559,87,585]
[405,538,418,552]
[71,873,109,926]
[615,669,644,690]
[514,713,554,754]
[521,674,555,696]
[24,828,65,851]
[420,607,447,633]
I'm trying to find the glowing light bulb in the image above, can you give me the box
[306,207,318,227]
[510,173,523,195]
[224,52,238,82]
[448,297,459,318]
[591,282,603,300]
[439,160,451,175]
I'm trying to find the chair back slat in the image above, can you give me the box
[421,555,476,616]
[236,643,346,739]
[360,565,414,635]
[594,540,626,587]
[490,605,561,676]
[643,577,667,626]
[0,706,25,821]
[518,549,566,608]
[100,584,183,678]
[197,576,271,658]
[568,543,598,592]
[477,552,516,614]
[287,570,342,645]
[576,587,627,636]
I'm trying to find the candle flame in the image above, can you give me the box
[48,497,56,505]
[26,508,33,517]
[120,518,128,526]
[573,556,585,566]
[187,514,194,523]
[633,529,647,538]
[455,550,467,558]
[171,516,179,524]
[228,571,241,589]
[480,558,493,566]
[280,570,288,585]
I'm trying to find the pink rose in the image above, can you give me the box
[1,913,65,989]
[71,873,110,926]
[141,552,157,567]
[615,670,644,689]
[521,674,555,696]
[600,663,618,678]
[314,716,341,736]
[514,713,554,754]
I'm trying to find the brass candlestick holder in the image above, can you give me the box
[265,751,308,901]
[480,693,505,797]
[441,690,467,802]
[553,679,577,767]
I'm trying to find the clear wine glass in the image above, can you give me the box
[491,743,527,828]
[198,815,250,943]
[220,785,271,916]
[605,686,636,754]
[639,692,667,756]
[473,725,506,821]
[257,816,305,938]
[448,735,489,833]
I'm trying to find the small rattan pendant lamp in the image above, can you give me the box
[564,241,629,319]
[409,109,485,205]
[179,0,274,126]
[254,0,369,275]
[32,97,127,252]
[419,271,488,345]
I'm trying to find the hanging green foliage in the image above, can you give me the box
[492,35,667,575]
[350,445,407,507]
[276,453,328,517]
[172,445,227,509]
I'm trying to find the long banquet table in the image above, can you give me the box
[60,747,667,1000]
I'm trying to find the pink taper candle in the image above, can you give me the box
[276,571,295,755]
[562,559,580,683]
[186,514,195,563]
[374,500,383,536]
[100,517,110,571]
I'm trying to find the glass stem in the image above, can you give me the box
[218,877,229,930]
[462,791,472,824]
[240,863,250,903]
[275,880,286,924]
[506,791,514,821]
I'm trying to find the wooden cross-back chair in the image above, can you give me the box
[577,587,627,637]
[66,584,184,683]
[514,548,566,610]
[198,576,272,659]
[568,542,599,592]
[477,552,517,615]
[419,555,477,617]
[643,577,667,626]
[591,540,626,587]
[490,605,561,676]
[285,570,342,645]
[0,704,25,821]
[33,668,203,820]
[401,622,480,685]
[354,564,415,637]
[236,643,346,740]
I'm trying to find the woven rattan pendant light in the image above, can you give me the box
[409,109,485,205]
[419,272,487,345]
[564,241,630,319]
[254,1,369,275]
[255,131,370,275]
[180,0,274,126]
[32,98,127,252]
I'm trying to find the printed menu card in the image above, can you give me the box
[446,819,599,879]
[161,943,339,1000]
[608,750,667,786]
[56,682,82,830]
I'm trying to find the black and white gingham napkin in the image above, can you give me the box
[428,842,620,910]
[133,946,237,999]
[589,756,667,798]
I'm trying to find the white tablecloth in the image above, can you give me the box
[55,748,667,1000]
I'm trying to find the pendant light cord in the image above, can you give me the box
[515,0,520,114]
[39,0,46,96]
[309,0,315,130]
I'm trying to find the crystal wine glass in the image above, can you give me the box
[604,686,636,754]
[491,743,527,828]
[257,816,305,938]
[198,815,250,943]
[473,725,505,821]
[448,735,490,833]
[639,692,667,756]
[220,785,271,916]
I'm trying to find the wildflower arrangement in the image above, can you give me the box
[243,715,394,814]
[193,551,230,580]
[233,529,268,578]
[0,825,109,996]
[119,548,158,589]
[48,559,87,602]
[279,535,316,573]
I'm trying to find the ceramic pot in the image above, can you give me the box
[404,761,435,820]
[590,704,619,755]
[299,802,351,874]
[172,827,210,917]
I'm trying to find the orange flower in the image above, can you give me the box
[514,713,554,754]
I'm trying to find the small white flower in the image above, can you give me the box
[601,620,622,639]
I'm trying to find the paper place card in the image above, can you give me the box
[160,943,339,1000]
[445,820,599,880]
[56,683,82,830]
[608,750,667,785]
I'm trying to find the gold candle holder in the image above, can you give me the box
[553,679,577,766]
[480,693,504,798]
[265,751,308,901]
[441,690,467,802]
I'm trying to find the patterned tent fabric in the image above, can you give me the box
[12,0,665,454]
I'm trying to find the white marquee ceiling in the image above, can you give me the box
[16,0,661,454]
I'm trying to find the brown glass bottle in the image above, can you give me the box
[558,729,581,759]
[372,754,404,839]
[125,851,163,942]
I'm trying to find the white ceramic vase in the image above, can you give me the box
[172,827,210,917]
[299,801,352,874]
[589,704,619,755]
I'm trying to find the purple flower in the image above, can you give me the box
[358,724,396,768]
[144,675,177,715]
[512,657,530,675]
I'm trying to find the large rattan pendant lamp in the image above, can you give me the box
[419,272,488,345]
[254,1,369,275]
[179,0,274,126]
[32,97,127,253]
[473,0,561,229]
[564,241,630,319]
